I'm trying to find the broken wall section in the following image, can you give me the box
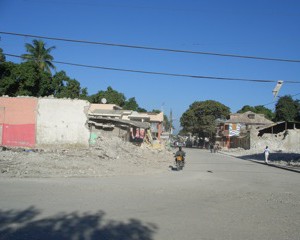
[36,98,90,149]
[250,129,300,153]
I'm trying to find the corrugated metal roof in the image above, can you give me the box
[89,117,150,129]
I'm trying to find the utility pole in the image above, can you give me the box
[169,109,173,135]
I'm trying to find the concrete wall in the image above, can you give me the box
[0,97,37,148]
[251,129,300,153]
[36,98,90,148]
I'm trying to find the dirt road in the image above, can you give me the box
[0,148,299,240]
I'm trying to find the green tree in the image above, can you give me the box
[297,102,300,122]
[21,39,56,74]
[275,95,300,121]
[151,109,161,113]
[180,100,230,139]
[52,71,82,99]
[0,62,19,96]
[0,48,6,62]
[123,97,139,111]
[79,87,89,100]
[89,86,126,106]
[0,61,42,96]
[237,105,274,120]
[137,107,147,112]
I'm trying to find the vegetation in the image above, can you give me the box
[180,100,230,139]
[237,105,274,120]
[0,41,165,116]
[2,39,299,138]
[21,39,56,74]
[275,95,300,122]
[238,96,300,122]
[0,48,5,62]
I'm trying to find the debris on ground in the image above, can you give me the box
[0,136,173,178]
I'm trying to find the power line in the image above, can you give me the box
[4,53,300,84]
[1,31,300,63]
[263,92,300,106]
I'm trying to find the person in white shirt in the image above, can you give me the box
[264,146,270,164]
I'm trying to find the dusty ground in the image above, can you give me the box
[1,149,299,240]
[0,136,174,178]
[1,133,299,178]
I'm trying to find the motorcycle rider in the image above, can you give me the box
[175,146,186,163]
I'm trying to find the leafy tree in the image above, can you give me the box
[275,95,300,121]
[237,105,255,113]
[123,97,139,111]
[0,62,19,96]
[0,48,5,62]
[137,107,147,113]
[297,102,300,122]
[180,100,230,139]
[21,39,56,74]
[0,61,41,96]
[89,86,126,106]
[79,87,89,100]
[237,105,274,120]
[151,109,161,114]
[51,71,83,99]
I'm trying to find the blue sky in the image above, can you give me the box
[1,0,300,132]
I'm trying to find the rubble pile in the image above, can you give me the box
[0,136,173,178]
[250,129,300,153]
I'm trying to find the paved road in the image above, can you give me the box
[0,149,299,240]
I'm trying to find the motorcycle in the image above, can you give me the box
[175,155,185,171]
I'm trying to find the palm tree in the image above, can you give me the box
[21,39,56,73]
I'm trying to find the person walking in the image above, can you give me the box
[264,146,270,164]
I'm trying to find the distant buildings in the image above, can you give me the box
[216,111,273,149]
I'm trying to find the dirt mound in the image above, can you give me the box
[0,136,173,178]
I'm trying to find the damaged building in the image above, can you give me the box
[88,104,164,145]
[216,111,273,149]
[0,97,164,149]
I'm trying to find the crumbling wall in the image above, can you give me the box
[36,98,90,148]
[0,97,37,148]
[250,129,300,153]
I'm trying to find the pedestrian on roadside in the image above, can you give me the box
[209,143,214,153]
[264,146,270,164]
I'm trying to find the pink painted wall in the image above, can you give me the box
[2,124,35,147]
[0,97,37,147]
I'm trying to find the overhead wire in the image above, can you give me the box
[262,92,300,107]
[1,31,300,63]
[4,53,300,84]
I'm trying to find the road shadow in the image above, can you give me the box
[169,165,177,171]
[0,207,157,240]
[238,152,300,164]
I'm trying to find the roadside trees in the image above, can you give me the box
[275,95,300,121]
[237,105,274,120]
[180,100,230,141]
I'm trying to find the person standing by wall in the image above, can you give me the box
[264,146,270,164]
